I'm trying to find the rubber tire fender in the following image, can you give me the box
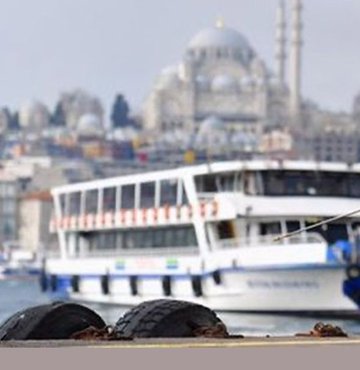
[0,301,106,340]
[115,299,226,338]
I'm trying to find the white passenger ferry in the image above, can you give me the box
[42,160,360,313]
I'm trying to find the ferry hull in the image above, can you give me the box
[44,265,359,313]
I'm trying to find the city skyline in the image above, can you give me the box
[0,0,359,116]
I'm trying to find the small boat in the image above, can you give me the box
[0,243,42,280]
[41,160,360,314]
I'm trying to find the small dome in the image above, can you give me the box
[77,114,103,135]
[196,75,211,91]
[156,65,180,90]
[199,115,224,133]
[188,25,251,54]
[212,74,239,93]
[240,76,255,87]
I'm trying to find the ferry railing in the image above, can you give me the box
[217,232,325,249]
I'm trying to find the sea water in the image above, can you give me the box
[1,278,360,337]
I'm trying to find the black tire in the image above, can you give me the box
[0,301,106,341]
[346,264,360,279]
[115,299,226,338]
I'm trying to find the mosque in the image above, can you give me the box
[142,0,304,147]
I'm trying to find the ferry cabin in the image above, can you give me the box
[46,160,360,311]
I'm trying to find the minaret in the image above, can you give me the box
[289,0,303,121]
[275,0,286,86]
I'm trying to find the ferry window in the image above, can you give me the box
[261,170,360,197]
[103,187,116,212]
[321,223,348,245]
[187,227,198,246]
[140,182,155,208]
[123,231,135,249]
[68,192,81,216]
[121,185,135,209]
[85,189,98,214]
[164,228,174,247]
[82,226,198,253]
[260,222,281,236]
[195,175,217,192]
[217,173,235,191]
[153,229,164,248]
[160,180,177,206]
[216,221,236,240]
[349,175,360,197]
[115,232,124,249]
[142,230,153,248]
[286,221,301,233]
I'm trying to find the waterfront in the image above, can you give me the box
[1,278,360,337]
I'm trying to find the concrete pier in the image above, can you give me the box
[1,335,360,348]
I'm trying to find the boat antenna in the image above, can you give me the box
[273,207,360,242]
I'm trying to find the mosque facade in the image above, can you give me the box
[142,0,303,148]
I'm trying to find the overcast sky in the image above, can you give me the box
[0,0,359,117]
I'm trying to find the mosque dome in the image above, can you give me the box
[187,24,252,56]
[212,74,239,93]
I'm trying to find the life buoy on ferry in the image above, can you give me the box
[49,219,55,232]
[132,209,137,224]
[130,276,138,296]
[86,214,94,228]
[142,208,147,224]
[162,275,172,297]
[152,208,158,223]
[120,209,126,224]
[99,212,106,226]
[346,264,360,279]
[71,275,80,293]
[212,200,219,217]
[100,274,110,295]
[200,202,206,218]
[176,205,182,220]
[71,216,78,230]
[164,204,170,220]
[191,275,203,297]
[56,218,62,230]
[188,205,193,219]
[63,217,70,230]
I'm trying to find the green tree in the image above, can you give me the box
[9,111,20,130]
[111,94,130,128]
[51,102,66,126]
